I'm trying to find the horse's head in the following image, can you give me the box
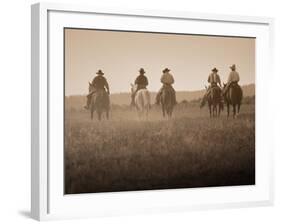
[130,83,137,94]
[200,85,209,108]
[88,82,94,93]
[200,91,208,108]
[220,101,224,111]
[200,98,205,108]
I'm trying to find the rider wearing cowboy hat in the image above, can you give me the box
[155,68,176,105]
[91,69,110,92]
[84,69,110,110]
[208,67,222,88]
[201,67,222,107]
[223,64,240,95]
[131,68,149,106]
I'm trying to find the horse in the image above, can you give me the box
[200,85,224,118]
[160,85,175,118]
[222,82,243,118]
[130,84,151,120]
[88,82,110,121]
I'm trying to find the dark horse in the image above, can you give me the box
[160,85,175,118]
[200,86,224,118]
[222,82,243,118]
[88,82,110,121]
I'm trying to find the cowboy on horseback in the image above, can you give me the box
[203,67,222,97]
[131,68,148,106]
[223,64,240,95]
[155,68,176,105]
[84,69,110,110]
[201,67,222,108]
[222,64,242,118]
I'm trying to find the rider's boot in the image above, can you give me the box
[84,96,91,110]
[155,92,161,105]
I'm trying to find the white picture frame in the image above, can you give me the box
[31,2,274,221]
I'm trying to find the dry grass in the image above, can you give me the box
[64,104,255,194]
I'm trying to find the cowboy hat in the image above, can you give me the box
[162,68,170,73]
[229,64,236,70]
[96,69,104,75]
[212,67,218,72]
[139,68,146,74]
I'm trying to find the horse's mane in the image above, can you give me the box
[200,94,207,108]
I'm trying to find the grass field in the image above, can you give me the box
[64,103,255,194]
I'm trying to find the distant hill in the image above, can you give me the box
[65,84,255,110]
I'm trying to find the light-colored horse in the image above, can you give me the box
[130,84,151,120]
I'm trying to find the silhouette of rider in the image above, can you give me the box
[155,68,176,105]
[84,69,110,110]
[223,64,240,95]
[131,68,148,106]
[205,67,222,95]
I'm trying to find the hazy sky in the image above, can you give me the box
[65,28,255,96]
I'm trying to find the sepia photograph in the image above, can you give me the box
[64,28,255,194]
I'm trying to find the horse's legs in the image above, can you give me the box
[162,104,165,118]
[145,107,149,121]
[91,108,94,120]
[145,110,147,121]
[216,106,218,117]
[233,104,236,118]
[97,110,102,121]
[168,108,171,119]
[141,109,145,121]
[106,109,109,120]
[214,105,217,117]
[237,103,241,116]
[138,109,142,121]
[209,104,212,118]
[227,103,230,118]
[169,107,173,118]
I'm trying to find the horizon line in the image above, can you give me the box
[65,83,255,97]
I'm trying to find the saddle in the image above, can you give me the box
[162,84,174,91]
[223,82,241,98]
[210,82,218,88]
[228,82,241,93]
[230,82,239,88]
[209,84,221,93]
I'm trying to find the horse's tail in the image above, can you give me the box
[210,87,221,104]
[162,88,174,107]
[239,86,243,103]
[230,85,243,105]
[142,90,150,110]
[135,89,150,111]
[94,90,110,110]
[219,100,224,111]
